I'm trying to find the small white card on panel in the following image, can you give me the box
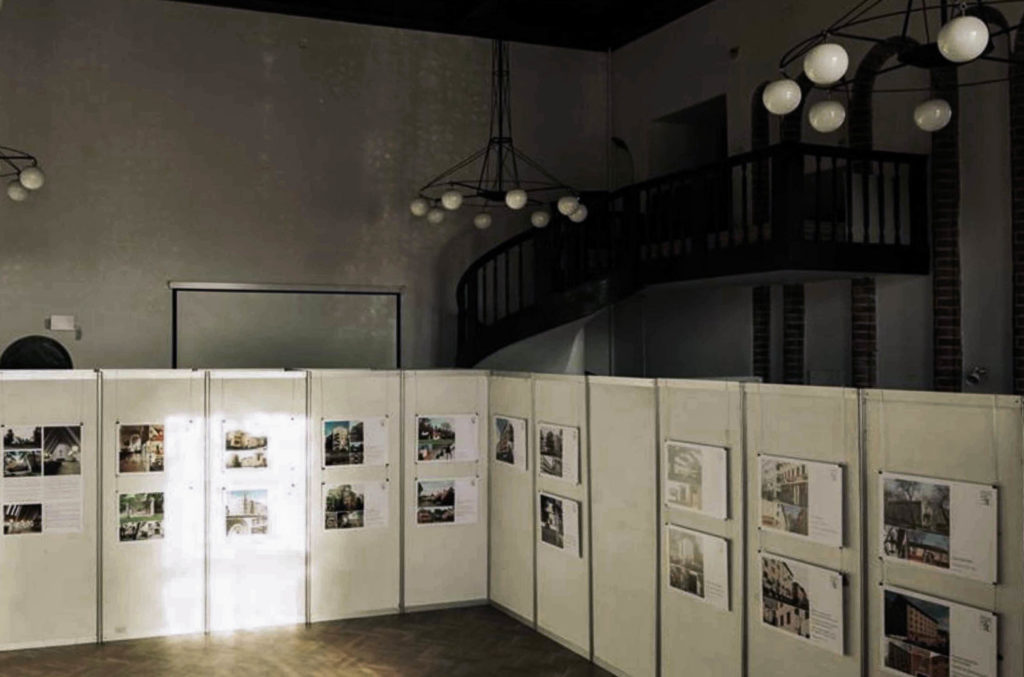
[664,440,728,520]
[880,472,997,583]
[2,425,84,535]
[760,552,844,655]
[416,477,478,525]
[758,454,843,547]
[538,423,580,485]
[324,417,388,467]
[666,524,729,611]
[493,415,527,472]
[324,481,388,530]
[539,492,581,557]
[416,415,479,463]
[881,585,997,677]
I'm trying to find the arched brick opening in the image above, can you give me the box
[1011,16,1024,393]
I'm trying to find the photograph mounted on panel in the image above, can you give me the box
[324,481,387,530]
[2,503,42,535]
[759,454,843,546]
[119,492,165,542]
[224,429,268,469]
[665,441,728,520]
[416,478,478,525]
[881,472,997,583]
[3,425,42,450]
[666,524,729,611]
[538,423,580,484]
[118,424,164,473]
[225,489,268,537]
[538,492,580,556]
[416,414,479,462]
[761,553,844,655]
[42,426,82,476]
[324,417,388,467]
[882,586,996,677]
[493,415,527,471]
[3,449,41,478]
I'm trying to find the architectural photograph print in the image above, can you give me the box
[324,420,364,466]
[4,425,42,451]
[118,424,164,473]
[665,441,728,519]
[759,454,843,546]
[882,587,996,677]
[539,492,580,556]
[225,489,269,537]
[416,479,455,524]
[42,426,82,476]
[325,481,387,530]
[881,472,997,583]
[2,503,42,535]
[416,414,479,462]
[119,492,164,542]
[493,415,527,471]
[538,423,579,484]
[3,449,41,478]
[666,524,729,610]
[761,553,844,654]
[224,428,268,469]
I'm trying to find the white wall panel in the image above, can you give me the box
[745,384,861,677]
[589,377,657,677]
[0,371,98,650]
[101,370,205,641]
[863,390,1023,677]
[207,370,307,631]
[659,379,745,677]
[309,370,400,621]
[533,374,590,658]
[403,371,488,608]
[488,372,535,623]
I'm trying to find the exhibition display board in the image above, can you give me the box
[488,372,535,624]
[863,390,1023,677]
[102,370,205,641]
[310,370,401,622]
[207,370,308,631]
[533,374,590,659]
[745,384,862,676]
[0,371,98,651]
[658,379,745,677]
[402,370,488,608]
[589,377,658,677]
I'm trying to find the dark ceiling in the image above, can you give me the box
[168,0,716,51]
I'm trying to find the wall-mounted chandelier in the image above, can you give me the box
[409,40,586,230]
[762,0,1022,134]
[0,146,45,202]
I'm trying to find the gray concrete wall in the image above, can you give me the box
[0,0,607,368]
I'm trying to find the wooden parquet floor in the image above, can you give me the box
[0,606,612,677]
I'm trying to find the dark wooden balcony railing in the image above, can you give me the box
[456,142,929,366]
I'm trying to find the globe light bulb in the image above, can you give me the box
[7,181,29,202]
[473,212,493,230]
[937,15,989,63]
[913,99,952,132]
[802,43,849,86]
[568,203,588,223]
[505,188,528,210]
[762,79,803,116]
[441,190,463,211]
[18,166,44,190]
[557,195,580,216]
[808,100,846,133]
[409,198,429,217]
[426,208,444,225]
[530,210,551,228]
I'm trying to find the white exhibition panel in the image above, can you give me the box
[658,379,745,677]
[533,373,590,658]
[403,370,488,608]
[0,371,98,650]
[589,377,657,677]
[309,370,401,621]
[102,370,205,641]
[745,384,861,677]
[487,372,535,624]
[862,390,1023,677]
[207,370,307,632]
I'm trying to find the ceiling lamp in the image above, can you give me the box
[1,146,45,202]
[763,1,1018,134]
[530,210,551,228]
[410,40,584,226]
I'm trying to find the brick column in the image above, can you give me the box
[752,286,771,382]
[851,278,877,387]
[782,284,805,384]
[1011,30,1024,394]
[931,66,962,392]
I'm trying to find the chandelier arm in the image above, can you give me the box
[828,0,883,32]
[512,147,574,192]
[418,147,489,192]
[828,30,892,43]
[871,75,1009,92]
[901,0,915,36]
[844,0,889,29]
[987,21,1024,39]
[977,54,1013,63]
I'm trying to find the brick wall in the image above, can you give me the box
[782,284,804,384]
[752,286,771,382]
[1011,32,1024,394]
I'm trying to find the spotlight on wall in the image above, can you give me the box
[965,365,988,386]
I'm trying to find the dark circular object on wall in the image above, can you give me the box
[0,335,73,369]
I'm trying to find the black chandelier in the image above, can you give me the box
[0,145,45,203]
[762,0,1023,133]
[409,40,586,230]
